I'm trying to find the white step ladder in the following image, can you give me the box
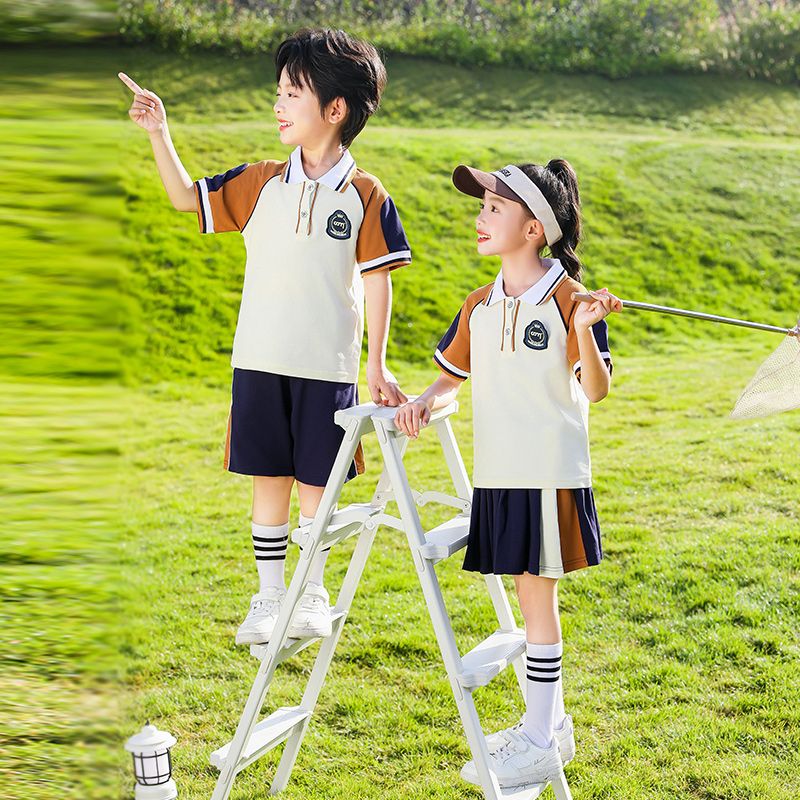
[209,402,572,800]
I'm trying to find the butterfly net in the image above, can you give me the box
[730,326,800,419]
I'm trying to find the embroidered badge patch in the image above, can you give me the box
[523,320,549,350]
[326,210,352,240]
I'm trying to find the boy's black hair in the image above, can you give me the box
[517,160,582,281]
[275,28,387,149]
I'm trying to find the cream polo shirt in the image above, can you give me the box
[434,260,612,489]
[194,147,412,383]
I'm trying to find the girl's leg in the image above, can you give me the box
[296,481,328,586]
[251,475,294,591]
[514,573,563,748]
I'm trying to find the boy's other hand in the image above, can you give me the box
[119,72,167,133]
[394,400,430,439]
[366,362,407,407]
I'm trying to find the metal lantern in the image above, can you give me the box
[124,723,178,800]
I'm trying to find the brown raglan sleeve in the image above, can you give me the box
[194,161,277,233]
[354,176,412,274]
[555,280,613,380]
[432,284,493,381]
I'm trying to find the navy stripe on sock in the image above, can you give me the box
[526,674,561,683]
[254,554,287,561]
[253,544,287,552]
[252,534,289,543]
[526,655,562,663]
[526,665,562,673]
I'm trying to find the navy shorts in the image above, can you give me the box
[225,368,364,486]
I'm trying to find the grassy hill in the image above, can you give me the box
[2,45,799,800]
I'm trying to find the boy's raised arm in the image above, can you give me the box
[118,72,196,213]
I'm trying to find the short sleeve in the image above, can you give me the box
[432,284,492,381]
[433,306,471,380]
[355,182,412,274]
[570,319,613,380]
[194,163,272,234]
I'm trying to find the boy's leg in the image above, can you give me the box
[234,475,293,645]
[252,475,294,591]
[515,573,563,749]
[297,481,328,585]
[287,481,333,638]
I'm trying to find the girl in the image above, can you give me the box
[395,159,621,787]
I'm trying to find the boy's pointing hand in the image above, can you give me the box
[118,72,167,133]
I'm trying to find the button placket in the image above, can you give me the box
[300,180,317,235]
[501,299,520,352]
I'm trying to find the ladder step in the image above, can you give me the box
[249,610,347,662]
[418,516,471,561]
[291,502,381,550]
[210,706,309,772]
[459,629,526,688]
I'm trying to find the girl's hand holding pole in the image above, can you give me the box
[573,288,623,331]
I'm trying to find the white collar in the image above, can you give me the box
[285,146,356,190]
[486,259,567,306]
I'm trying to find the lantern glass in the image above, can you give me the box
[132,749,173,786]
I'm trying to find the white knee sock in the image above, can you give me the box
[300,513,329,586]
[554,668,567,730]
[523,641,562,749]
[252,522,288,592]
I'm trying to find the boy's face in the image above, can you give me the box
[273,67,344,148]
[475,189,543,256]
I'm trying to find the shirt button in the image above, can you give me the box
[309,182,317,191]
[507,300,513,309]
[505,328,511,335]
[301,211,308,217]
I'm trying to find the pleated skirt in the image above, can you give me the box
[463,487,603,577]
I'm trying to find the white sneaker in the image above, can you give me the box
[461,730,562,788]
[287,583,332,639]
[485,714,575,764]
[235,587,286,645]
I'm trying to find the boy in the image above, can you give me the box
[120,28,411,645]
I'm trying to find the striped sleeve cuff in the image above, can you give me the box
[573,352,613,377]
[195,178,214,234]
[358,250,412,274]
[434,350,469,380]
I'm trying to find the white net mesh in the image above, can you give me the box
[730,330,800,419]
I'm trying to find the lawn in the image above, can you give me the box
[1,45,798,800]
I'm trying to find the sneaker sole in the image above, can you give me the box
[287,623,333,639]
[460,764,560,789]
[235,630,274,645]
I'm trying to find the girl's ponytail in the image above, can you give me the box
[518,159,583,281]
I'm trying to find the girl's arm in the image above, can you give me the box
[573,288,623,403]
[119,73,196,212]
[394,373,463,438]
[363,270,406,407]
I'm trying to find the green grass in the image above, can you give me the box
[2,45,799,800]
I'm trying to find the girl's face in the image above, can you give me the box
[475,189,542,256]
[273,67,344,147]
